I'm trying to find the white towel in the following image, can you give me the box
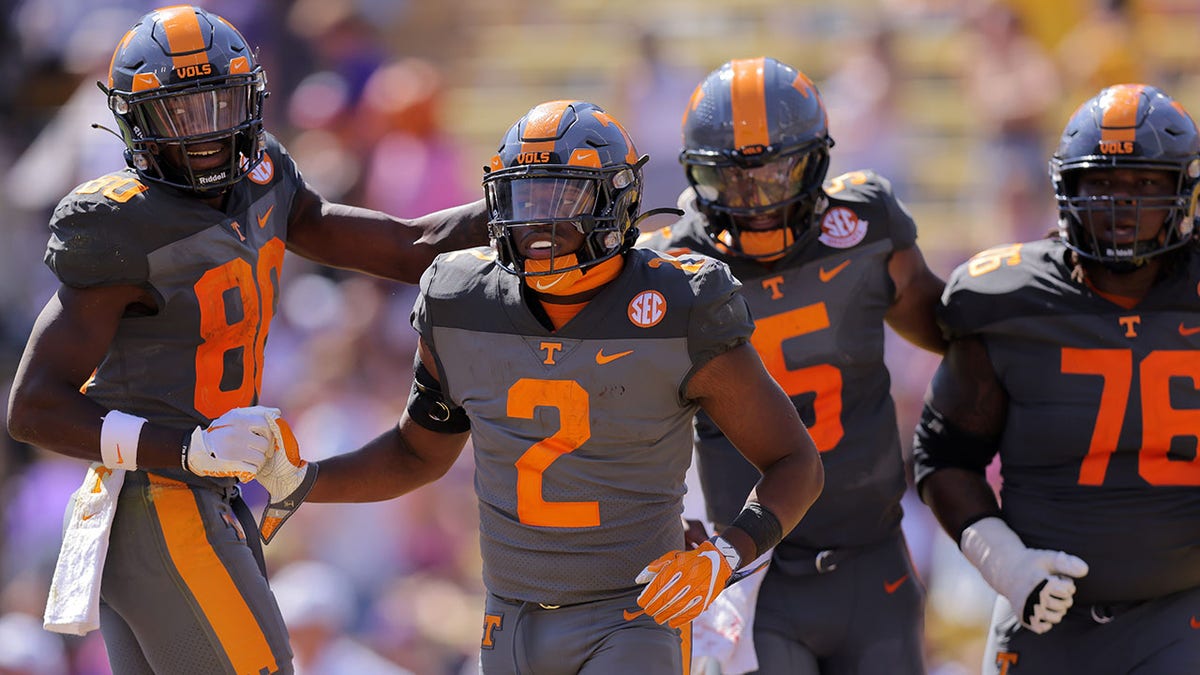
[44,463,125,635]
[691,549,772,675]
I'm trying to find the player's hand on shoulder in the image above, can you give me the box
[183,405,278,482]
[635,537,737,629]
[960,517,1089,634]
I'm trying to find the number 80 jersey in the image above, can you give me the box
[44,134,303,468]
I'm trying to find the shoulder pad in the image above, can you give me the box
[45,172,155,287]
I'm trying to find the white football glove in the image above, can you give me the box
[183,406,277,482]
[256,412,317,544]
[960,516,1089,634]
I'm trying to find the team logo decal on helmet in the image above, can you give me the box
[681,57,834,260]
[483,100,648,276]
[1051,83,1200,270]
[102,5,268,193]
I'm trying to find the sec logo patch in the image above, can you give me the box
[819,207,868,249]
[247,153,275,185]
[628,290,666,327]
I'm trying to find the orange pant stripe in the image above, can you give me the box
[148,475,276,674]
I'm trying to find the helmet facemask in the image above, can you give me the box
[485,162,641,276]
[1054,162,1200,272]
[685,139,830,260]
[110,69,267,193]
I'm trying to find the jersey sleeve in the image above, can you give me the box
[685,255,753,372]
[44,187,151,288]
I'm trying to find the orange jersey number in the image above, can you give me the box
[750,302,844,452]
[1062,347,1200,485]
[193,238,285,418]
[508,378,599,528]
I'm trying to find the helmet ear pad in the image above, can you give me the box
[681,57,833,259]
[484,100,645,276]
[1050,84,1200,269]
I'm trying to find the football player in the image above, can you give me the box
[638,57,944,674]
[914,83,1200,673]
[254,99,825,674]
[5,6,486,674]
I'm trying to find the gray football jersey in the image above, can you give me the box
[412,246,753,605]
[939,238,1200,604]
[640,170,916,552]
[44,134,303,486]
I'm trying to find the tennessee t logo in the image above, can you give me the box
[761,276,785,299]
[229,220,246,242]
[1118,315,1140,338]
[540,342,563,365]
[481,613,503,650]
[995,652,1018,675]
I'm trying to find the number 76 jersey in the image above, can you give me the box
[940,238,1200,605]
[44,134,302,448]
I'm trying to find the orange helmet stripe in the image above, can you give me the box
[1100,84,1145,144]
[157,6,209,71]
[523,100,574,140]
[729,58,770,150]
[521,100,574,157]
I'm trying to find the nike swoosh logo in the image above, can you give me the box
[115,443,124,465]
[533,275,565,291]
[1191,616,1200,630]
[819,260,851,282]
[884,574,909,594]
[596,349,634,365]
[623,609,644,621]
[206,424,232,433]
[81,513,95,521]
[1180,322,1200,337]
[257,205,273,229]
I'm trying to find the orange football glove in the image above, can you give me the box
[635,539,735,629]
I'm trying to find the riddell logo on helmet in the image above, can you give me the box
[516,151,552,164]
[1099,140,1134,154]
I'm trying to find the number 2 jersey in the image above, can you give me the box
[639,170,917,557]
[937,238,1200,604]
[411,246,754,606]
[43,133,303,486]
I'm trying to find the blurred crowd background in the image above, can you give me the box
[1,0,1198,673]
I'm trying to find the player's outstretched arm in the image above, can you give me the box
[303,338,470,504]
[286,183,488,283]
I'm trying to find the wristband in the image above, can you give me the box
[100,410,146,470]
[708,535,742,571]
[728,502,784,561]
